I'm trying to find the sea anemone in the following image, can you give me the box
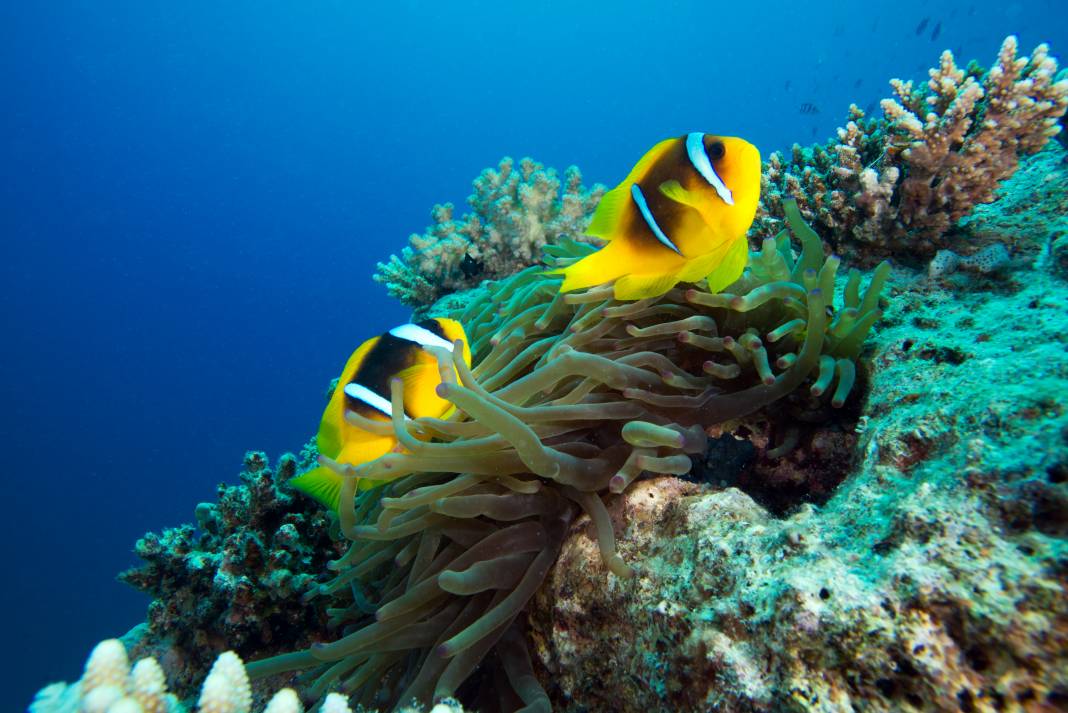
[246,199,889,711]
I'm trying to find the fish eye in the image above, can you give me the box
[708,141,726,160]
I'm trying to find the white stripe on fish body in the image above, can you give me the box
[389,323,455,352]
[630,183,683,255]
[686,132,734,206]
[344,382,394,417]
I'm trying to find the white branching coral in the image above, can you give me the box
[197,652,252,713]
[374,157,604,308]
[28,640,327,713]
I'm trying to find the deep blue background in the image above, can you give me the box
[3,0,1065,705]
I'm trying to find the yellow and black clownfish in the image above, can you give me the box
[553,133,761,300]
[289,318,471,510]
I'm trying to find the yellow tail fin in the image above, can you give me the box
[289,466,343,511]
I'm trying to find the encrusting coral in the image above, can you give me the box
[756,36,1068,265]
[374,157,604,309]
[243,200,888,710]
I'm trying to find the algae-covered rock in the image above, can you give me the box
[530,175,1068,710]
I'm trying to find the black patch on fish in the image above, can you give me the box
[417,318,449,342]
[800,102,820,115]
[345,328,432,418]
[930,21,941,41]
[347,337,416,415]
[915,16,929,35]
[625,138,704,255]
[460,252,483,279]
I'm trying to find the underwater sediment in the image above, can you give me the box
[29,36,1068,713]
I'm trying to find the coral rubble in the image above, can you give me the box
[373,157,604,309]
[757,36,1068,266]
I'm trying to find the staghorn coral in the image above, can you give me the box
[373,157,604,308]
[119,451,345,698]
[757,36,1068,265]
[245,201,887,710]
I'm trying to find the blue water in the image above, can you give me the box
[3,0,1066,705]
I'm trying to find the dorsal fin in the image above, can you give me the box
[586,137,680,240]
[620,136,679,185]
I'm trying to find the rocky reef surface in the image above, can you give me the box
[531,143,1068,712]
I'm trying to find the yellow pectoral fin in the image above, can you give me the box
[289,466,344,511]
[396,362,452,418]
[658,179,702,209]
[703,235,751,294]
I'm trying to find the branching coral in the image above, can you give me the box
[373,158,604,309]
[757,36,1068,265]
[246,201,888,710]
[120,452,344,697]
[29,639,348,713]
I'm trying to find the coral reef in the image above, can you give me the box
[373,157,604,309]
[244,203,887,710]
[30,38,1068,713]
[527,145,1068,712]
[757,36,1068,266]
[118,451,345,698]
[28,638,407,713]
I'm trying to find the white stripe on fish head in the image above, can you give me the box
[389,323,455,352]
[686,132,734,206]
[343,382,393,417]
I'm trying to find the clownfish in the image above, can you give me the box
[289,318,471,510]
[553,133,761,300]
